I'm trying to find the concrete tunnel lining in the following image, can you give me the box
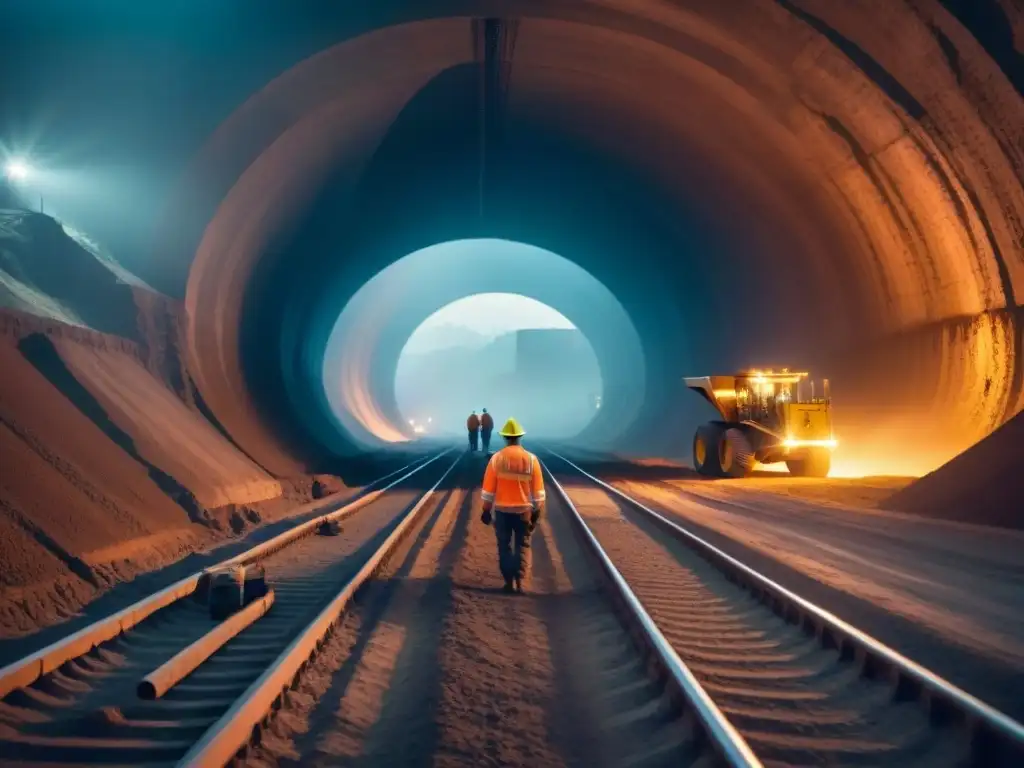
[319,239,646,450]
[165,3,1023,473]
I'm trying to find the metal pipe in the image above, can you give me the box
[138,590,276,700]
[0,575,202,699]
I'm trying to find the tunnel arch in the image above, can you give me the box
[319,239,646,452]
[165,2,1023,475]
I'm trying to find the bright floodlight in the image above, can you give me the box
[5,159,31,182]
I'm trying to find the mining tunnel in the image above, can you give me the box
[139,1,1023,477]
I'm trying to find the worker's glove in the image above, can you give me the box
[480,508,493,526]
[528,509,540,533]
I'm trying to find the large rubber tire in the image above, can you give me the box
[693,423,725,477]
[786,448,832,478]
[720,428,755,478]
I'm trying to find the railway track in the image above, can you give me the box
[543,450,1024,767]
[5,443,1020,767]
[237,462,717,767]
[0,448,458,767]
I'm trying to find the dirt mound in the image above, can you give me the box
[0,306,299,637]
[0,210,140,339]
[44,335,282,508]
[883,409,1024,528]
[0,210,343,640]
[0,332,204,634]
[311,474,347,499]
[0,213,413,642]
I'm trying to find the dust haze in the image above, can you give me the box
[395,293,603,440]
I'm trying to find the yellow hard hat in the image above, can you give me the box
[499,417,526,437]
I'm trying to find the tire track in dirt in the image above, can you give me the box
[247,466,697,767]
[558,476,969,767]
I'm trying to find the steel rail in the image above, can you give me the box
[547,450,1024,764]
[176,451,464,767]
[0,448,449,700]
[541,462,763,768]
[213,448,452,570]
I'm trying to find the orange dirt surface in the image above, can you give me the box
[53,337,281,509]
[697,475,914,509]
[0,220,366,641]
[247,472,692,766]
[609,456,915,509]
[614,479,1024,668]
[0,332,201,635]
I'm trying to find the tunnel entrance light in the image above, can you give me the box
[324,239,643,449]
[394,291,605,441]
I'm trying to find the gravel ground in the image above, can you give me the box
[557,476,968,767]
[552,464,1024,722]
[247,467,696,767]
[0,482,433,766]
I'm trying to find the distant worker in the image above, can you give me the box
[479,418,545,593]
[480,408,494,453]
[466,411,480,452]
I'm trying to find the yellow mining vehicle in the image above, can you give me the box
[684,369,836,478]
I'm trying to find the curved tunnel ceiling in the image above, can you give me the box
[159,1,1024,475]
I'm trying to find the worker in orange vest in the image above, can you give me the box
[479,408,494,453]
[479,418,545,593]
[466,411,480,452]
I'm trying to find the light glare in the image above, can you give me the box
[5,159,30,182]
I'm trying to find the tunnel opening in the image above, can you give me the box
[170,8,1023,482]
[322,238,642,454]
[394,291,604,442]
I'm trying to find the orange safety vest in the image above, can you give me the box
[480,412,494,431]
[467,414,480,430]
[481,445,546,512]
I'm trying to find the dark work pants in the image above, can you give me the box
[481,429,492,452]
[494,511,532,583]
[468,429,479,450]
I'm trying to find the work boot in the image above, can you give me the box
[514,578,524,594]
[502,580,515,593]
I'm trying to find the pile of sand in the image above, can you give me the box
[0,210,140,338]
[883,409,1023,528]
[0,330,202,634]
[0,211,299,637]
[0,211,420,642]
